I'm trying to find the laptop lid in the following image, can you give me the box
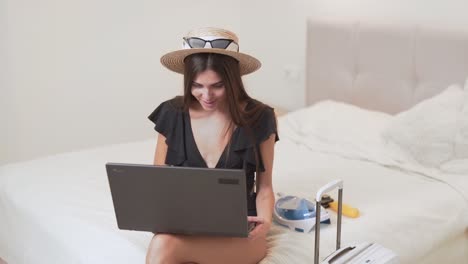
[106,162,249,237]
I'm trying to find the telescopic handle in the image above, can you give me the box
[314,179,343,264]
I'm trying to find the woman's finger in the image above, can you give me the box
[248,223,268,240]
[247,216,265,223]
[248,225,261,239]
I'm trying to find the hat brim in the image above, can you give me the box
[160,48,261,76]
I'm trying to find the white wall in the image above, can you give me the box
[3,0,241,164]
[238,0,468,113]
[0,0,11,164]
[1,0,7,164]
[304,0,468,29]
[239,0,307,112]
[4,0,468,164]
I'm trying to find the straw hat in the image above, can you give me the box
[160,27,261,75]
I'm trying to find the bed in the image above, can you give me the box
[1,18,468,264]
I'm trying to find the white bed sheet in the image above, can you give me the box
[0,141,156,264]
[1,102,467,264]
[267,101,468,263]
[267,137,468,263]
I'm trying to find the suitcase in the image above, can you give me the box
[314,180,400,264]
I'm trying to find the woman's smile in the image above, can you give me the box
[191,69,227,112]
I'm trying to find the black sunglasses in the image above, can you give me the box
[183,37,239,51]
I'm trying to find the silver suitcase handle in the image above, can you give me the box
[314,179,344,264]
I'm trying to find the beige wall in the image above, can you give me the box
[1,0,8,164]
[239,0,468,112]
[2,0,241,164]
[239,0,307,112]
[304,0,468,27]
[3,0,468,164]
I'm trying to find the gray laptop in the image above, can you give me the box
[105,162,250,237]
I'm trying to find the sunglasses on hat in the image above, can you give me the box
[183,37,239,51]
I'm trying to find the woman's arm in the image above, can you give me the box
[249,133,276,239]
[153,133,168,166]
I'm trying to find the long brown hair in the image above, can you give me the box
[181,53,270,170]
[183,53,266,127]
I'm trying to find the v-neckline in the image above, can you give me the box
[186,111,237,169]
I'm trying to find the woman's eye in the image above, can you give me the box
[212,83,224,88]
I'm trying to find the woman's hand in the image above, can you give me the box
[247,216,271,240]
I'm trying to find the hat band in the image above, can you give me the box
[182,36,239,52]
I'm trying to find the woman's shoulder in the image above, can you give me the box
[242,98,279,142]
[148,96,185,127]
[246,98,272,110]
[245,98,275,122]
[160,96,185,112]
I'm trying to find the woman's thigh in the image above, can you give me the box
[147,234,267,264]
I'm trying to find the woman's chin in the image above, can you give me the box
[201,106,217,111]
[200,101,217,111]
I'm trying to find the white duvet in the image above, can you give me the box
[1,100,467,264]
[268,101,468,263]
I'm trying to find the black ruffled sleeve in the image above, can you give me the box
[254,107,280,144]
[148,98,186,166]
[233,106,279,173]
[148,100,176,137]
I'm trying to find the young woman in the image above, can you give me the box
[146,27,279,264]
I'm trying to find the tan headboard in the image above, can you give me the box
[306,18,468,114]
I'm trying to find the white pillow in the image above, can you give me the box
[440,78,468,173]
[382,83,465,169]
[279,100,393,163]
[455,78,468,158]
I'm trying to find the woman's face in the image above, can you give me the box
[191,69,227,112]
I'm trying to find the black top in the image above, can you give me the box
[148,97,279,214]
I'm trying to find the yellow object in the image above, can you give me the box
[329,201,360,218]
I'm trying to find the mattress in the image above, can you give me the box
[1,101,467,264]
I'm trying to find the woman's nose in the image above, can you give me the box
[202,87,214,98]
